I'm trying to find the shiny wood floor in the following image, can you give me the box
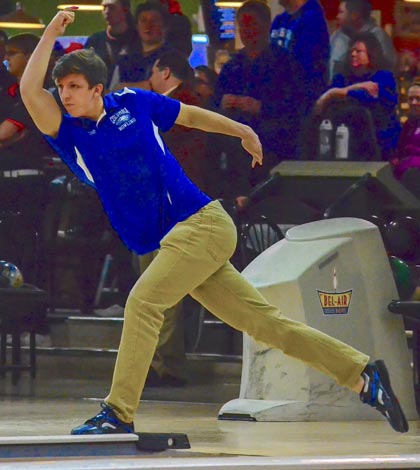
[1,397,420,469]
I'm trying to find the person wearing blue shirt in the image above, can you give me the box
[315,32,400,160]
[19,8,408,435]
[329,0,396,82]
[270,0,330,111]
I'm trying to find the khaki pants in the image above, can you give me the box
[138,252,186,380]
[106,200,369,422]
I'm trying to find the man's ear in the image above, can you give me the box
[94,83,104,96]
[162,66,171,80]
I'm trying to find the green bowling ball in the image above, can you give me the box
[388,256,417,300]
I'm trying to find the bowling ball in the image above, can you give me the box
[383,216,420,261]
[0,261,23,288]
[389,256,417,300]
[364,213,387,238]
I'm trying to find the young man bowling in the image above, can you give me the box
[20,8,408,434]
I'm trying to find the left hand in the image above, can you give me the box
[241,126,263,168]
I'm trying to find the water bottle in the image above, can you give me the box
[319,119,333,160]
[335,123,349,160]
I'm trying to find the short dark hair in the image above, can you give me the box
[52,48,108,95]
[194,65,218,87]
[343,0,372,21]
[134,0,169,26]
[7,33,39,54]
[237,0,271,27]
[156,49,193,83]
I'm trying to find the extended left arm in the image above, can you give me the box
[176,103,263,168]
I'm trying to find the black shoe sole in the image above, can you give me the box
[374,360,409,433]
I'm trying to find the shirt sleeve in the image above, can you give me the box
[43,115,95,186]
[347,71,398,107]
[139,89,181,132]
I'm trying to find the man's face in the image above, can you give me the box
[56,73,102,118]
[408,85,420,119]
[149,59,166,93]
[237,11,268,50]
[4,45,29,79]
[102,0,127,27]
[137,10,165,47]
[337,1,352,29]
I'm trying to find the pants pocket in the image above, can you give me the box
[206,205,237,263]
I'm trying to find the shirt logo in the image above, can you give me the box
[109,107,136,131]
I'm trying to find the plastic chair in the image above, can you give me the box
[302,100,381,161]
[237,214,285,270]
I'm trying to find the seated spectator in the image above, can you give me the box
[213,0,304,196]
[314,32,400,160]
[393,79,420,199]
[110,1,170,90]
[85,0,139,89]
[330,0,396,81]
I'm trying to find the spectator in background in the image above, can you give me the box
[214,0,303,196]
[0,34,54,175]
[213,49,231,74]
[270,0,330,112]
[194,65,218,110]
[159,0,192,57]
[330,0,396,81]
[0,33,56,343]
[315,32,400,160]
[0,30,14,122]
[393,79,420,199]
[144,49,210,386]
[45,40,65,92]
[150,50,207,190]
[85,0,138,88]
[110,0,169,90]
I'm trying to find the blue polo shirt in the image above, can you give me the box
[44,88,211,254]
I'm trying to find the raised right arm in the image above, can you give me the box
[20,9,77,137]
